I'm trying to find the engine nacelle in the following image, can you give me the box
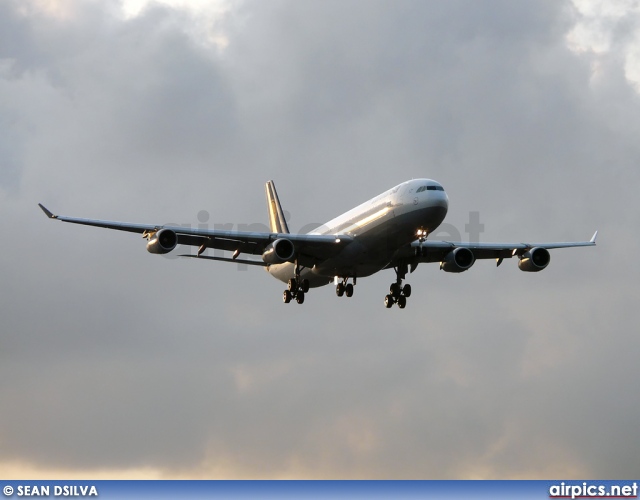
[146,228,178,254]
[262,238,296,265]
[518,247,550,272]
[440,247,475,273]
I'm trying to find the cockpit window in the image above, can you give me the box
[417,185,444,192]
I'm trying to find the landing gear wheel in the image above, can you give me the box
[282,261,310,304]
[345,283,354,297]
[384,294,394,308]
[385,264,410,309]
[397,295,407,309]
[336,283,345,297]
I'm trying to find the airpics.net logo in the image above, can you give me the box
[549,482,638,499]
[3,485,98,497]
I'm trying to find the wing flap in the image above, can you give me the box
[180,254,268,267]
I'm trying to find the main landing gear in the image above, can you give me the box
[283,262,310,305]
[384,264,412,309]
[335,277,356,298]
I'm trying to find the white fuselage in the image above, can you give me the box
[267,179,449,287]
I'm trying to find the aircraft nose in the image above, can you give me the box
[431,188,449,210]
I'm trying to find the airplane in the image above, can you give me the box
[38,179,597,308]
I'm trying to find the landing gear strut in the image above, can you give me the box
[283,261,310,305]
[384,264,411,309]
[335,276,356,298]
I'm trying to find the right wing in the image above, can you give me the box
[387,231,597,271]
[38,204,352,267]
[410,232,597,261]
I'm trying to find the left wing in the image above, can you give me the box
[389,231,597,272]
[38,204,352,267]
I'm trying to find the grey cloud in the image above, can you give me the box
[1,0,639,479]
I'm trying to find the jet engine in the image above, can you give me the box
[262,238,296,265]
[518,247,550,272]
[146,228,178,254]
[440,247,475,273]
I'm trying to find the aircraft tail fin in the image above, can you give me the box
[265,180,289,234]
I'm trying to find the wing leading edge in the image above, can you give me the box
[37,204,352,266]
[388,232,597,268]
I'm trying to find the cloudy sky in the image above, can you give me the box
[1,0,639,479]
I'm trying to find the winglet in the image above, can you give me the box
[38,203,57,219]
[590,230,598,243]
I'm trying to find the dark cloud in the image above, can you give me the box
[1,0,639,479]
